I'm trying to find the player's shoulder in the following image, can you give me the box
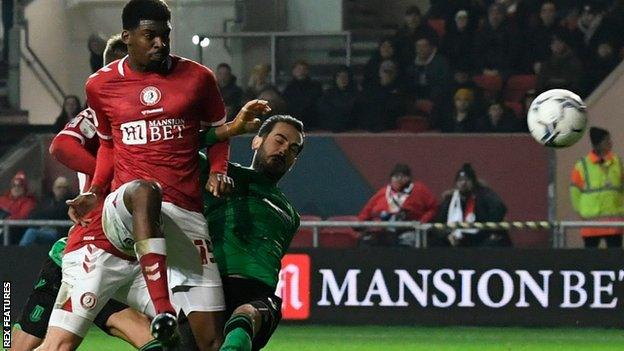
[86,56,127,90]
[173,55,215,77]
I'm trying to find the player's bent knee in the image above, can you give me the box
[127,180,162,201]
[36,326,83,351]
[232,304,259,320]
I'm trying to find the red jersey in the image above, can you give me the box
[57,108,99,192]
[87,55,226,212]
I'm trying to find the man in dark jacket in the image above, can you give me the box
[282,60,323,130]
[430,163,511,247]
[19,177,73,246]
[216,63,244,120]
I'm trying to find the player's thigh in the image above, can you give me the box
[16,257,61,340]
[101,182,143,257]
[48,245,136,338]
[36,326,83,351]
[186,309,225,351]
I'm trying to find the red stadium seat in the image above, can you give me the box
[290,215,321,248]
[414,99,434,115]
[397,115,430,133]
[504,101,524,119]
[428,19,446,38]
[320,216,360,248]
[504,75,537,102]
[473,74,503,100]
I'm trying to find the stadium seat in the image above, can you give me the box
[290,215,321,248]
[397,115,430,133]
[504,75,537,102]
[473,74,503,100]
[414,99,434,115]
[504,101,524,119]
[320,216,360,248]
[427,19,446,38]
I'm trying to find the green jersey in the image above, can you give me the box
[48,237,67,267]
[200,155,300,289]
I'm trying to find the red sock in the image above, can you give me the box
[135,238,175,315]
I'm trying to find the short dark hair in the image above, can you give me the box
[405,5,421,16]
[258,115,305,154]
[103,34,128,64]
[122,0,171,30]
[390,164,411,178]
[217,63,232,71]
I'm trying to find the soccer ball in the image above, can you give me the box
[527,89,587,148]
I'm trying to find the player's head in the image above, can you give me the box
[121,0,171,71]
[252,115,305,181]
[103,34,128,65]
[589,127,612,155]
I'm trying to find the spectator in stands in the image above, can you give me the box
[358,164,437,246]
[245,63,274,101]
[354,59,406,132]
[573,3,618,63]
[282,60,323,130]
[257,87,288,115]
[583,41,620,94]
[441,10,476,72]
[437,88,480,133]
[430,163,511,247]
[394,5,439,66]
[428,0,485,26]
[87,33,106,73]
[477,99,522,133]
[473,3,520,77]
[570,127,624,248]
[52,95,81,133]
[19,176,73,246]
[523,2,564,74]
[363,37,400,88]
[0,171,36,221]
[536,30,583,93]
[317,66,357,132]
[406,36,452,102]
[216,63,243,120]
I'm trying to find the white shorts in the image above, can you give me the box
[48,244,151,338]
[102,182,225,308]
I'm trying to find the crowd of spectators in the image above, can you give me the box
[0,171,73,245]
[357,162,510,248]
[217,1,623,134]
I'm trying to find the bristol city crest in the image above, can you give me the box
[140,86,162,106]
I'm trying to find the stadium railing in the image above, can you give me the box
[2,219,624,248]
[195,31,352,84]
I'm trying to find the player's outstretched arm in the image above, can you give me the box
[49,134,96,176]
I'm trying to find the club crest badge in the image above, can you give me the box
[140,86,162,106]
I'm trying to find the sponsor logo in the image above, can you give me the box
[80,292,98,310]
[317,268,624,309]
[140,86,162,106]
[120,118,185,145]
[34,278,46,290]
[276,254,310,320]
[29,305,45,323]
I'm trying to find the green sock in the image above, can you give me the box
[220,314,254,351]
[220,327,252,351]
[138,339,163,351]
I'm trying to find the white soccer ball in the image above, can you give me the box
[527,89,587,148]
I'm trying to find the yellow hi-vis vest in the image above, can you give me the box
[570,153,624,219]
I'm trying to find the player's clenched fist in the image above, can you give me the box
[207,172,234,198]
[226,99,271,137]
[66,192,98,227]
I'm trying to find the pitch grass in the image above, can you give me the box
[77,325,624,350]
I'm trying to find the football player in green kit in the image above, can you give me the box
[200,114,304,351]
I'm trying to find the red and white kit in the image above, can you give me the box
[88,55,227,311]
